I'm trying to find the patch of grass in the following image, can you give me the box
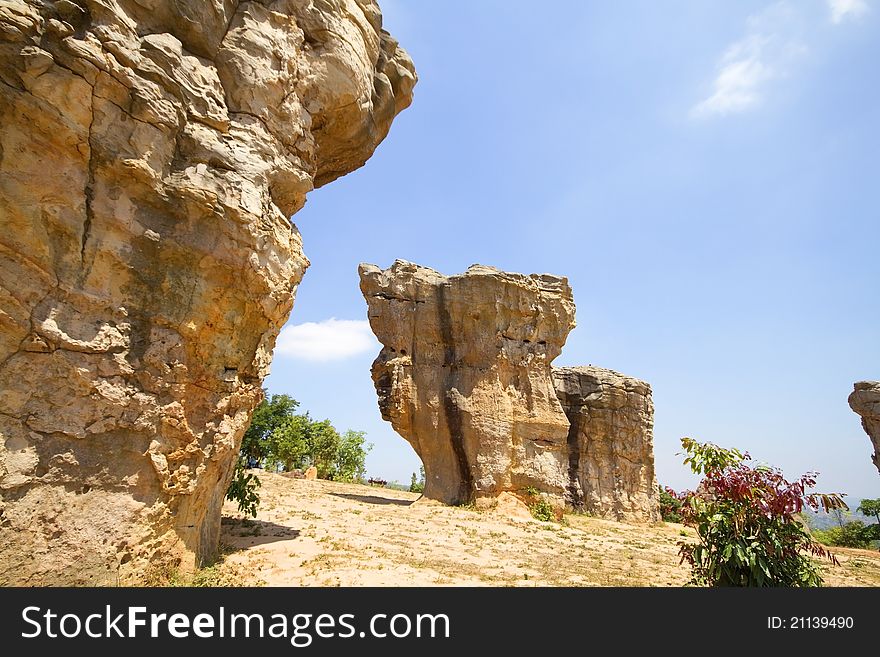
[140,562,180,587]
[139,542,255,587]
[521,486,555,522]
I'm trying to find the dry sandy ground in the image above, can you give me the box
[214,472,880,587]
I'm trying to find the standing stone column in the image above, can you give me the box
[360,260,576,509]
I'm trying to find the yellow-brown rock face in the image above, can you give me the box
[849,381,880,475]
[0,0,414,584]
[553,366,660,522]
[359,260,576,509]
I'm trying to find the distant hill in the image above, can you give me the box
[802,500,879,531]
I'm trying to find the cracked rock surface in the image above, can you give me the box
[359,260,576,509]
[0,0,414,584]
[849,381,880,475]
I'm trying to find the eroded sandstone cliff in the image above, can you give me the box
[360,260,576,509]
[553,366,660,522]
[849,381,880,475]
[0,0,414,584]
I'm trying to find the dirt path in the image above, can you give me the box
[215,472,880,587]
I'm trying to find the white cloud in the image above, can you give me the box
[692,37,773,117]
[828,0,869,24]
[275,318,378,362]
[691,3,806,119]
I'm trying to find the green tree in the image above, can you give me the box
[228,392,372,518]
[677,437,845,587]
[306,419,341,479]
[240,392,299,466]
[268,413,310,472]
[410,465,425,493]
[336,430,372,483]
[855,498,880,546]
[857,498,880,526]
[813,521,874,549]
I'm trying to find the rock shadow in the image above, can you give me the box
[220,517,302,547]
[329,492,414,507]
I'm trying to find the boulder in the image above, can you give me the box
[0,0,414,584]
[553,366,660,522]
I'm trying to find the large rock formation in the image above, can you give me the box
[849,381,880,475]
[553,366,660,522]
[0,0,414,584]
[361,261,661,522]
[359,260,576,508]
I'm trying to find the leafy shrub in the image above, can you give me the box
[529,498,555,522]
[659,485,684,523]
[224,391,383,516]
[676,437,845,587]
[520,486,555,521]
[225,458,261,518]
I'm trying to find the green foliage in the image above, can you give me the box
[240,394,299,465]
[679,436,745,475]
[813,521,876,549]
[335,430,371,483]
[857,498,880,525]
[676,437,845,587]
[520,486,555,521]
[232,389,372,482]
[269,413,310,472]
[529,498,555,522]
[410,465,425,493]
[658,485,683,523]
[225,458,261,518]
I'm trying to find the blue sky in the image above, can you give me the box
[265,0,880,500]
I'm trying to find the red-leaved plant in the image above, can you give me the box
[676,437,846,587]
